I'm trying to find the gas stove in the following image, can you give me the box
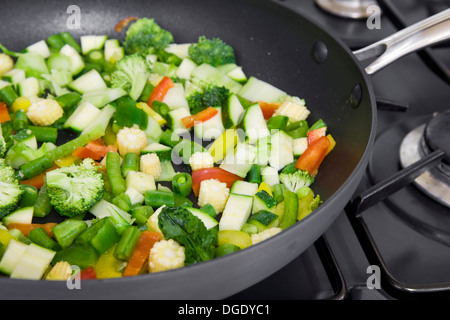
[229,0,450,300]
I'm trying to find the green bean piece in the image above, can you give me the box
[172,172,192,197]
[267,115,289,131]
[247,164,262,184]
[113,226,142,261]
[46,34,66,49]
[308,118,327,131]
[55,92,82,109]
[279,189,298,230]
[59,32,81,52]
[144,190,175,208]
[159,129,181,148]
[106,151,127,197]
[131,205,154,226]
[0,85,19,106]
[28,227,59,250]
[13,110,28,131]
[27,126,58,143]
[19,184,38,207]
[121,152,139,177]
[33,184,52,218]
[52,220,87,249]
[112,193,132,212]
[272,184,286,204]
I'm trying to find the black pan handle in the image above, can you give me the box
[353,8,450,75]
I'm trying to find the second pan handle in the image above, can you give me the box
[353,8,450,75]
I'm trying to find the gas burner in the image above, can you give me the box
[315,0,379,19]
[399,111,450,208]
[368,115,450,246]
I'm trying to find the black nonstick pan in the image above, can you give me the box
[0,0,448,299]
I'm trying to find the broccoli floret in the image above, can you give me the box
[111,54,151,101]
[279,170,314,193]
[123,18,174,56]
[188,36,236,67]
[0,159,23,219]
[46,158,104,218]
[187,84,230,114]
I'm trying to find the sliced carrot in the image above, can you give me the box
[19,165,58,189]
[147,76,174,107]
[7,223,58,237]
[258,101,281,120]
[123,231,162,277]
[0,102,11,123]
[181,106,219,129]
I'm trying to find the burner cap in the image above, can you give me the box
[424,110,450,164]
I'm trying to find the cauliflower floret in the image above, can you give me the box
[197,179,230,213]
[272,99,310,123]
[251,227,282,245]
[116,125,148,156]
[140,153,162,180]
[189,151,214,171]
[149,239,185,273]
[45,261,72,281]
[26,98,63,126]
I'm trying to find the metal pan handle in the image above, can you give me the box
[353,8,450,75]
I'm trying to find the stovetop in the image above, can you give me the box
[230,0,450,300]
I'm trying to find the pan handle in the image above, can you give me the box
[353,8,450,75]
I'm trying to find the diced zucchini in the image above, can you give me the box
[252,190,277,214]
[261,166,280,187]
[165,43,191,59]
[15,53,49,79]
[219,142,256,178]
[17,77,40,98]
[25,40,51,59]
[140,142,172,161]
[89,199,134,225]
[219,193,253,231]
[143,115,163,142]
[60,44,85,76]
[104,39,124,62]
[186,207,219,230]
[242,102,270,144]
[68,69,107,93]
[80,35,108,55]
[162,83,189,110]
[222,93,245,129]
[255,136,271,166]
[230,180,258,197]
[293,137,308,156]
[2,207,34,227]
[247,210,279,232]
[194,106,225,140]
[175,58,197,80]
[0,239,28,275]
[167,107,191,134]
[63,101,101,133]
[191,63,242,94]
[80,103,116,136]
[1,69,26,85]
[10,243,56,279]
[81,87,127,108]
[269,130,293,171]
[238,76,287,103]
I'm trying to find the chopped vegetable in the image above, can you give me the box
[149,239,185,273]
[279,170,314,193]
[197,179,230,214]
[140,153,162,180]
[116,125,148,156]
[0,159,23,219]
[189,151,214,171]
[294,135,332,176]
[45,261,72,280]
[123,230,162,277]
[181,106,218,129]
[26,99,64,126]
[188,36,236,67]
[147,76,174,107]
[111,54,150,101]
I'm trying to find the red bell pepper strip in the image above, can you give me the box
[80,266,97,280]
[123,231,162,277]
[192,167,243,196]
[295,135,331,176]
[307,127,327,145]
[72,139,116,161]
[258,101,281,120]
[147,76,174,107]
[7,223,58,237]
[114,16,138,32]
[0,102,11,123]
[181,106,219,129]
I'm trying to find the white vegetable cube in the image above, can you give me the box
[162,83,189,109]
[10,244,56,280]
[126,170,156,194]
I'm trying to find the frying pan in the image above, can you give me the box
[0,0,448,300]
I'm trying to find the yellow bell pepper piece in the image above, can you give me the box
[218,230,252,249]
[207,128,239,163]
[0,229,16,247]
[326,134,336,155]
[54,154,80,168]
[257,182,273,196]
[136,102,166,126]
[10,97,31,113]
[94,245,125,279]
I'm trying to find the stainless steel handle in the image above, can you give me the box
[353,8,450,75]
